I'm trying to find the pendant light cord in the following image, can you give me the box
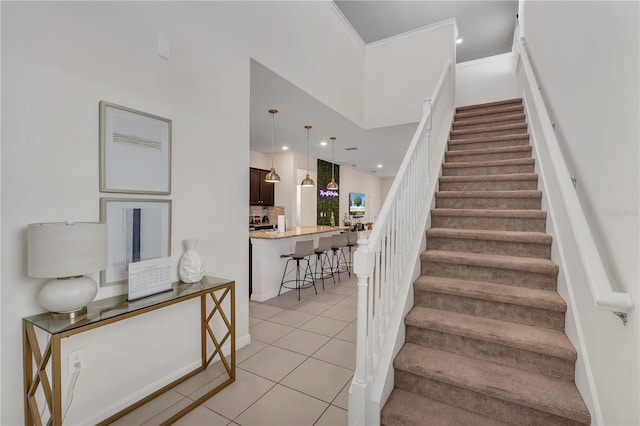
[271,111,275,169]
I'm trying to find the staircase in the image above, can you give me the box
[381,98,591,425]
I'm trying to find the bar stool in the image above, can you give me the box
[331,234,350,282]
[345,231,358,270]
[279,240,317,301]
[312,236,336,289]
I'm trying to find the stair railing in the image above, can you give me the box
[348,60,454,425]
[515,36,634,324]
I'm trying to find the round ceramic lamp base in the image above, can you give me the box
[39,276,98,318]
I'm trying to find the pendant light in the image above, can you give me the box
[264,109,281,183]
[326,136,339,190]
[301,125,315,187]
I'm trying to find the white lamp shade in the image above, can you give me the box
[28,222,107,278]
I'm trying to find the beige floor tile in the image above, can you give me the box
[110,390,184,425]
[249,320,294,344]
[315,405,348,426]
[173,405,231,426]
[239,345,306,382]
[280,286,318,300]
[332,380,351,410]
[312,339,356,370]
[281,358,353,403]
[186,371,234,402]
[325,285,356,296]
[267,309,315,328]
[292,300,333,315]
[319,305,357,322]
[236,340,268,363]
[249,303,284,320]
[248,316,263,327]
[272,328,331,356]
[312,292,346,305]
[263,295,301,309]
[174,361,228,396]
[334,323,356,343]
[300,316,350,337]
[141,398,193,426]
[235,384,328,426]
[202,369,275,420]
[336,296,357,309]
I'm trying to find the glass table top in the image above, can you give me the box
[24,276,234,335]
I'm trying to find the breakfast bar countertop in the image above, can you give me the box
[249,225,349,240]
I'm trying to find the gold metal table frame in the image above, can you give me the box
[23,276,236,425]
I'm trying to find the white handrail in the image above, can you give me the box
[516,37,633,323]
[349,60,454,425]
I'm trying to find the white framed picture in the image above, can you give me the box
[100,198,172,286]
[99,101,172,195]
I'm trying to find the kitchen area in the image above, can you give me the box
[249,165,351,301]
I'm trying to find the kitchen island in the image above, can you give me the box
[250,226,348,301]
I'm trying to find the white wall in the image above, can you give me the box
[523,2,639,425]
[380,177,395,206]
[364,21,457,128]
[455,52,520,107]
[249,150,271,170]
[1,2,366,424]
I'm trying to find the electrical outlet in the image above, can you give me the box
[67,349,84,372]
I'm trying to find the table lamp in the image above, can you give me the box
[28,221,107,318]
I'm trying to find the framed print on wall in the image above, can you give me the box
[99,101,172,195]
[100,198,172,286]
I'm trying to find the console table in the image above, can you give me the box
[23,276,235,425]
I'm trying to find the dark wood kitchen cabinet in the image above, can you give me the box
[249,168,274,206]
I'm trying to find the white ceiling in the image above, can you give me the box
[250,1,518,178]
[335,0,518,63]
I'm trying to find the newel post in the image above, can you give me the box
[348,239,373,426]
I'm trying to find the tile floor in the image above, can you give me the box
[113,270,358,425]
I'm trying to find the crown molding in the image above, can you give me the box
[365,18,459,50]
[330,1,366,49]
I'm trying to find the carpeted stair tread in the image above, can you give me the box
[426,227,551,245]
[454,112,525,126]
[445,145,532,159]
[432,208,546,219]
[405,306,576,361]
[450,123,528,137]
[455,104,524,120]
[440,173,538,183]
[448,133,529,146]
[414,275,566,312]
[456,98,523,112]
[442,158,534,169]
[421,250,558,275]
[394,344,591,424]
[436,190,542,199]
[381,388,508,426]
[453,112,525,126]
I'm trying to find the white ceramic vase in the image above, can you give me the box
[179,239,205,283]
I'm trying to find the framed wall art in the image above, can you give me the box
[100,198,172,286]
[99,101,172,195]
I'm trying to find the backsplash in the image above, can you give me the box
[249,205,284,225]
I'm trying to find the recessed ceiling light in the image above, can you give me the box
[320,141,327,146]
[352,164,357,167]
[456,38,463,44]
[345,147,358,151]
[282,146,288,150]
[371,170,377,173]
[377,164,383,168]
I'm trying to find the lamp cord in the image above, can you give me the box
[62,363,82,422]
